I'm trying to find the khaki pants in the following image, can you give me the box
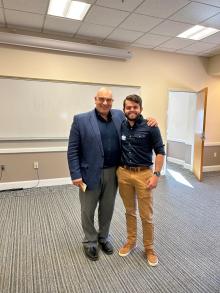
[117,167,154,250]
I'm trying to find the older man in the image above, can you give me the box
[67,88,157,261]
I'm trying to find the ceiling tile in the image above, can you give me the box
[120,13,163,32]
[5,9,44,31]
[202,53,212,56]
[201,31,220,43]
[132,43,154,49]
[0,7,4,25]
[193,0,220,7]
[170,2,220,24]
[102,39,131,47]
[3,0,49,14]
[84,5,129,27]
[44,16,81,36]
[77,0,96,3]
[213,47,220,53]
[150,20,193,36]
[202,13,220,29]
[204,48,220,55]
[176,49,198,55]
[198,52,211,56]
[183,41,218,52]
[154,47,177,52]
[107,28,143,42]
[76,23,114,39]
[159,37,195,49]
[95,0,143,12]
[135,0,190,18]
[176,48,214,56]
[134,33,171,46]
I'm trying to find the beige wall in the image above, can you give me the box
[204,146,220,166]
[1,45,220,139]
[0,152,69,182]
[208,54,220,76]
[0,45,220,182]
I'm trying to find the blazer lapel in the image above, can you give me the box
[89,110,104,155]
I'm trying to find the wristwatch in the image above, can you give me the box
[153,171,161,177]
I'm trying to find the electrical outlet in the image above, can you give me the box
[214,152,217,157]
[33,161,39,169]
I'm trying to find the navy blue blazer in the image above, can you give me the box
[67,109,124,190]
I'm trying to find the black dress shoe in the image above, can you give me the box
[83,246,99,261]
[99,241,114,255]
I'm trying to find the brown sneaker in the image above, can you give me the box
[145,249,158,267]
[119,243,137,257]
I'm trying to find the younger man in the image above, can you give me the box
[117,94,165,266]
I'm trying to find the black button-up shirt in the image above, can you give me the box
[95,109,121,168]
[121,115,165,167]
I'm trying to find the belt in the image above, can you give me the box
[121,165,150,172]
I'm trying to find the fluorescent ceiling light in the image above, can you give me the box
[177,25,219,40]
[48,0,91,20]
[66,1,91,20]
[48,0,70,17]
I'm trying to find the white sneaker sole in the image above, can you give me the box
[147,259,158,267]
[118,245,137,257]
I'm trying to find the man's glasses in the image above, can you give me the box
[97,97,114,103]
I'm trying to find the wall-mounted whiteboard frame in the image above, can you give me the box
[0,76,140,140]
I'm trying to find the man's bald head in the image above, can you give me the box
[96,87,112,99]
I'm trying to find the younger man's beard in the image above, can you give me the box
[125,113,141,121]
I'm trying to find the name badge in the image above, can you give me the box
[121,135,126,141]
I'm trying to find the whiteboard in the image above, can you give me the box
[0,77,140,139]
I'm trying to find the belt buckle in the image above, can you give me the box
[123,165,139,171]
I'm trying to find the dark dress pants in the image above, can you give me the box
[79,167,117,247]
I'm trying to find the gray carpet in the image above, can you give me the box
[0,163,219,293]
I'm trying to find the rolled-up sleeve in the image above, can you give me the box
[150,127,166,156]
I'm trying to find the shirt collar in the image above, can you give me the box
[95,108,112,122]
[126,114,144,128]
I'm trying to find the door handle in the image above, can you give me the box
[201,133,205,140]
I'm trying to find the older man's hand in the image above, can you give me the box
[72,178,83,188]
[147,117,158,127]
